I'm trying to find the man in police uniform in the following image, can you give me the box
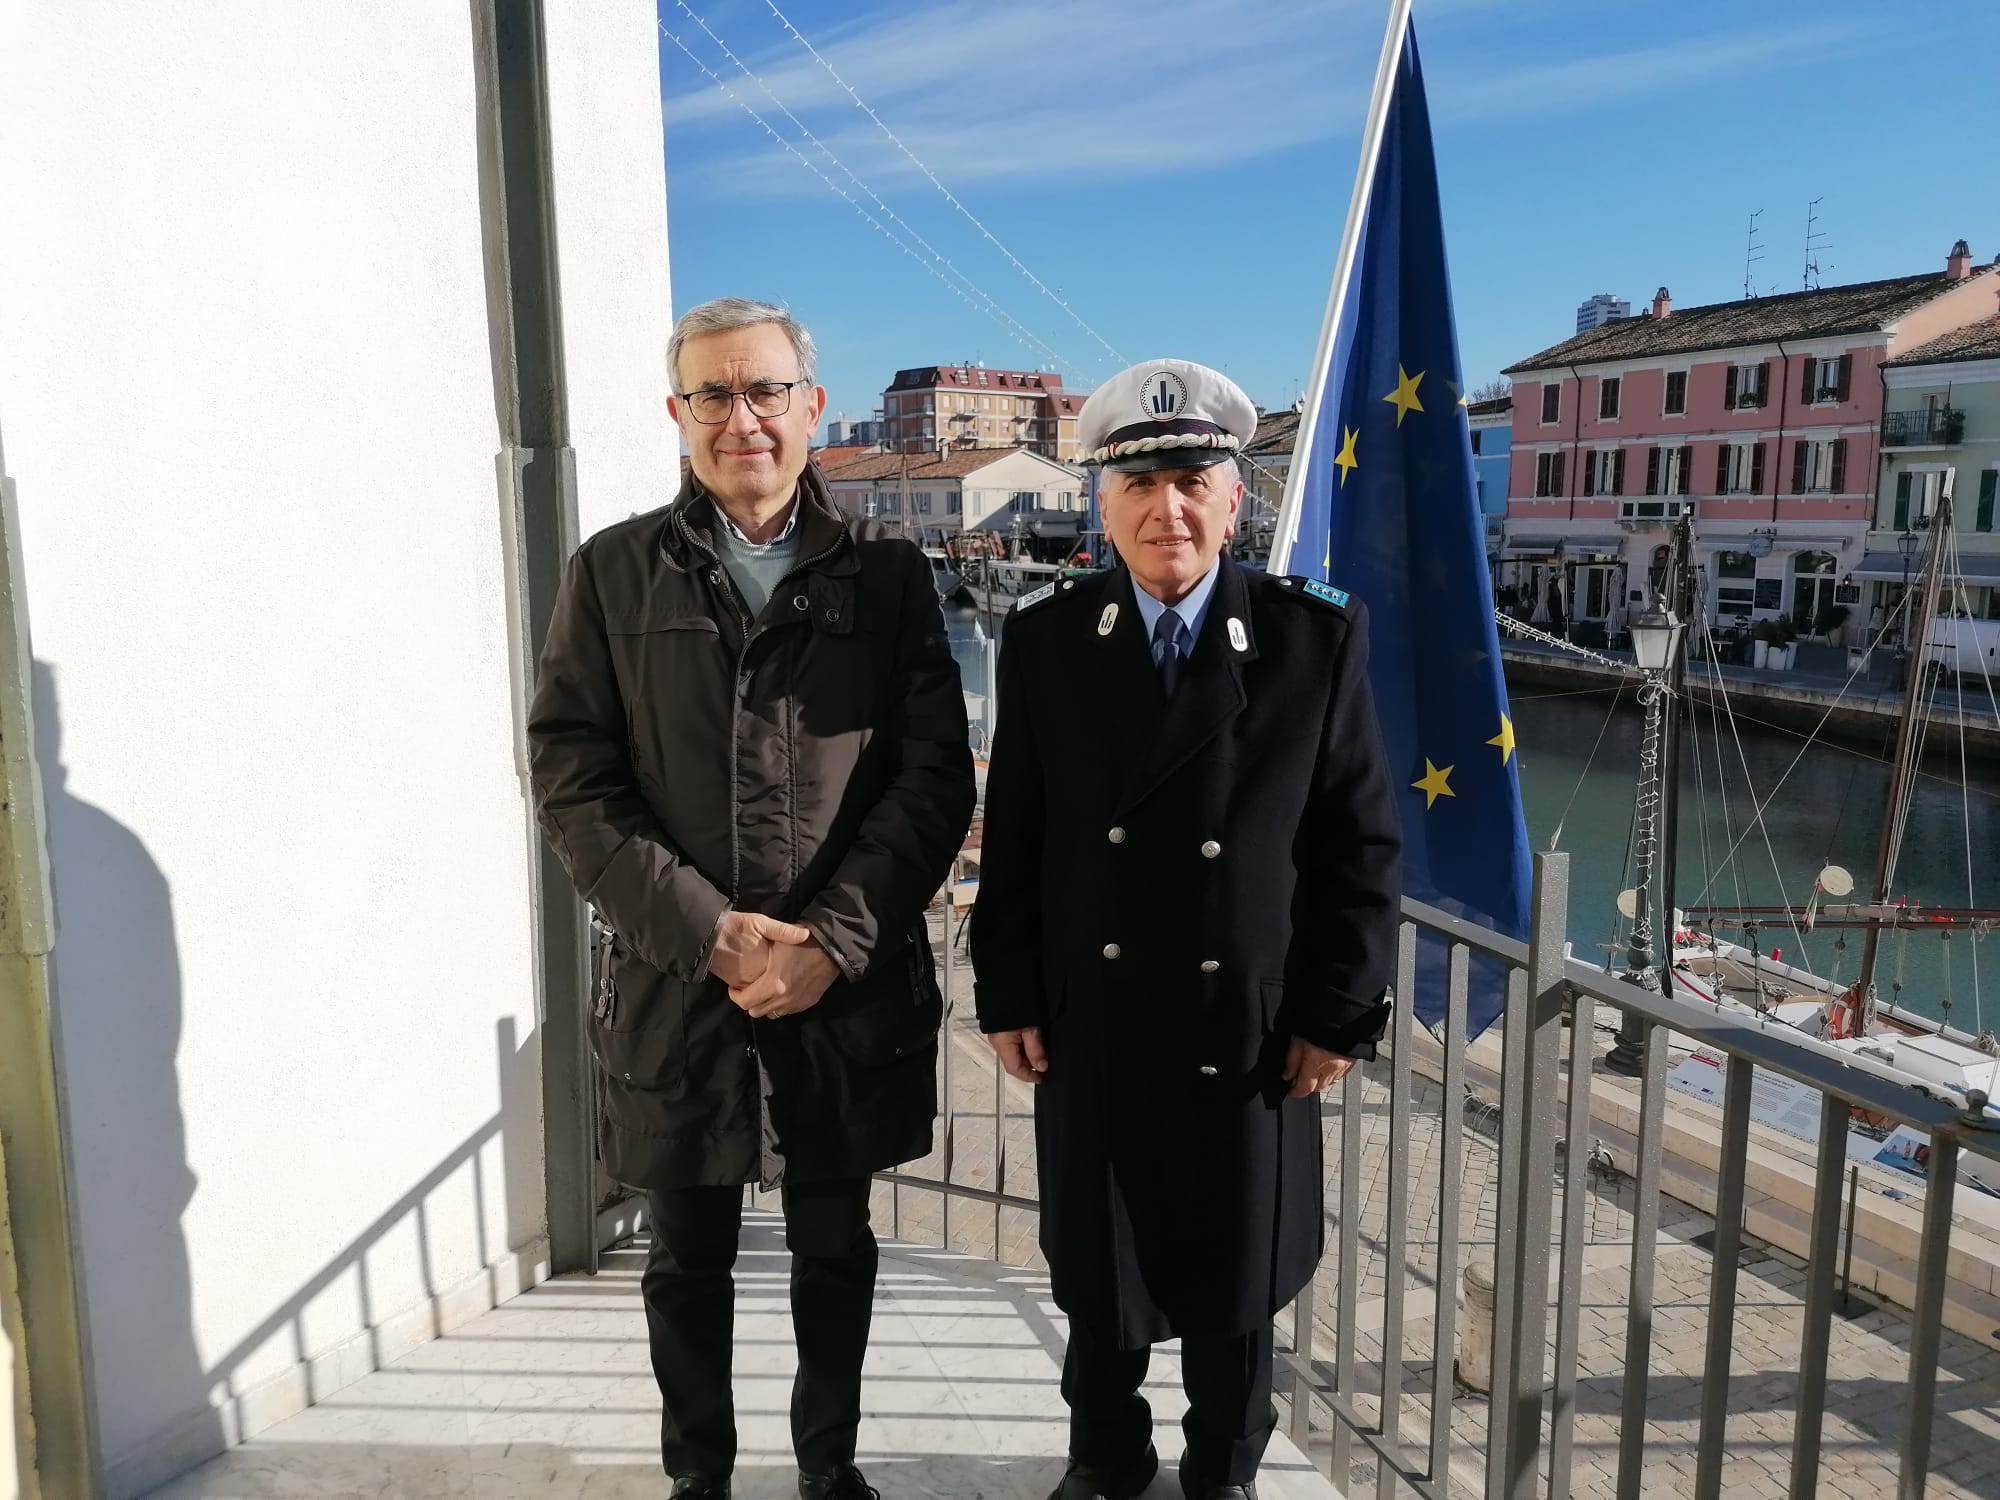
[970,360,1402,1500]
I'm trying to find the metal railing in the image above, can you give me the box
[1882,409,1966,448]
[880,852,2000,1499]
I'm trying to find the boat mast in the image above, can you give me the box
[1855,492,1955,1016]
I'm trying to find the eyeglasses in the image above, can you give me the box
[676,379,808,424]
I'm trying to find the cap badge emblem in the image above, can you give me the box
[1142,369,1188,422]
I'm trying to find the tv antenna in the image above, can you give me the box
[1803,198,1832,290]
[1743,209,1765,299]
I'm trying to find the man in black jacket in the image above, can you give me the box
[528,298,975,1500]
[971,359,1401,1500]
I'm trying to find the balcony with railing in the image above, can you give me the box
[155,858,2000,1500]
[1881,408,1966,448]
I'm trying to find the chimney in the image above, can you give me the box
[1947,239,1973,280]
[1651,286,1672,319]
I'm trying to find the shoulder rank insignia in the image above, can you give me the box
[1015,581,1057,612]
[1301,579,1350,608]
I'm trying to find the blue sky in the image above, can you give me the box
[657,0,2000,432]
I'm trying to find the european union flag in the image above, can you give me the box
[1276,14,1531,1037]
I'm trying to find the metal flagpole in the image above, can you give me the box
[1268,0,1412,576]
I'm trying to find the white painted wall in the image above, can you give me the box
[0,3,674,1492]
[544,0,679,538]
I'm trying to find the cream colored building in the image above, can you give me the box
[881,365,1086,460]
[819,447,1085,549]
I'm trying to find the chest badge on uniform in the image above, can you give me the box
[1097,603,1119,637]
[1227,616,1248,652]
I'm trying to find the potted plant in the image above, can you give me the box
[1772,617,1800,670]
[1750,617,1782,668]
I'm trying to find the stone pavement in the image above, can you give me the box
[901,927,2000,1498]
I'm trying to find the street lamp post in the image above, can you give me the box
[1605,600,1688,1076]
[1897,522,1921,662]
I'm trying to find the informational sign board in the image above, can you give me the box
[1666,1047,1828,1143]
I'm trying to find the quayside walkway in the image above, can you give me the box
[147,1213,1338,1500]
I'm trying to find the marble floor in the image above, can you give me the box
[151,1212,1343,1500]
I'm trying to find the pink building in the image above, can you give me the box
[1500,242,2000,641]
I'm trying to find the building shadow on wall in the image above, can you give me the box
[32,659,215,1484]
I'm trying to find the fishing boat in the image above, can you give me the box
[1523,501,2000,1123]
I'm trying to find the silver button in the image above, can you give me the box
[1200,840,1222,859]
[792,595,809,611]
[1199,1066,1218,1076]
[1107,827,1126,844]
[1102,943,1122,960]
[1200,960,1219,974]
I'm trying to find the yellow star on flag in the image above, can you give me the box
[1383,365,1425,426]
[1333,425,1359,486]
[1412,759,1455,808]
[1488,714,1516,764]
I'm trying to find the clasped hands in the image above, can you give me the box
[988,1028,1357,1097]
[711,911,839,1019]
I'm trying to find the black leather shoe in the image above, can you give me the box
[798,1463,880,1500]
[1176,1453,1257,1500]
[1048,1442,1160,1500]
[670,1478,730,1500]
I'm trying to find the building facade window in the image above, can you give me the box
[1540,383,1560,424]
[1598,377,1621,420]
[1792,438,1847,494]
[1644,444,1692,496]
[1582,448,1625,496]
[1662,371,1688,416]
[1725,362,1769,410]
[1009,491,1037,513]
[947,492,962,514]
[1894,469,1950,530]
[1802,354,1853,405]
[1979,470,1998,533]
[1716,440,1766,495]
[912,491,932,515]
[1534,451,1566,497]
[878,490,900,515]
[1470,429,1482,454]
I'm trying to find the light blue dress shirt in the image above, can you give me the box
[1129,562,1222,657]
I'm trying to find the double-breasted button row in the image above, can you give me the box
[1107,826,1126,844]
[1200,840,1222,859]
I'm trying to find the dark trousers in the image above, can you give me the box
[642,1177,877,1479]
[1062,1319,1276,1488]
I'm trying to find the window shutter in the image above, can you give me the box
[1836,353,1853,402]
[1614,448,1627,495]
[1792,441,1809,494]
[1894,471,1912,530]
[1800,358,1817,405]
[1646,446,1662,495]
[1750,441,1766,493]
[1830,439,1847,493]
[1724,366,1739,408]
[1583,454,1596,496]
[1716,444,1731,493]
[1755,363,1771,407]
[1978,470,1997,533]
[1552,451,1566,495]
[1678,446,1693,495]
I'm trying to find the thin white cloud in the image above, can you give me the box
[661,1,1876,195]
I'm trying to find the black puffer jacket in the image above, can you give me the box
[527,466,974,1189]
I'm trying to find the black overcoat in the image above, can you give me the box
[527,468,975,1191]
[969,557,1401,1347]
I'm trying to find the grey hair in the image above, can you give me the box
[666,297,817,390]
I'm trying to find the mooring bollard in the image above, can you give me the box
[1458,1259,1496,1393]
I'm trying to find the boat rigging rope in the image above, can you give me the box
[1546,679,1629,852]
[1940,526,1990,1035]
[1494,611,1640,673]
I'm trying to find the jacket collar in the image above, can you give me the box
[670,462,858,577]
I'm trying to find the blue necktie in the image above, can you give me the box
[1153,609,1188,697]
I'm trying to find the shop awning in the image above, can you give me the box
[1848,550,2000,583]
[1499,534,1623,559]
